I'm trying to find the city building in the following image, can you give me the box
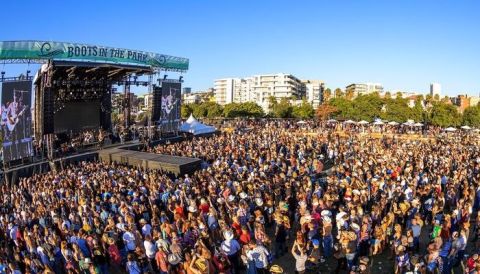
[214,73,307,112]
[450,94,470,113]
[470,96,480,107]
[302,80,324,108]
[182,93,201,104]
[183,87,192,94]
[143,94,153,110]
[345,83,384,98]
[430,83,441,98]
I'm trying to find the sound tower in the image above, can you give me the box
[43,87,54,134]
[151,86,162,122]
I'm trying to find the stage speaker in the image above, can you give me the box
[151,86,162,122]
[43,87,54,134]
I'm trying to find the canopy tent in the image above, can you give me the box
[413,122,423,127]
[461,125,472,130]
[297,120,307,125]
[344,120,356,124]
[358,120,369,125]
[387,121,399,126]
[180,114,216,135]
[327,119,337,123]
[373,121,384,125]
[444,127,457,132]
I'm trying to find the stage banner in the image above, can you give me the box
[160,82,181,132]
[0,41,189,71]
[1,80,33,162]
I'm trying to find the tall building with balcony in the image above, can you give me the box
[302,80,324,108]
[345,83,384,98]
[213,73,307,112]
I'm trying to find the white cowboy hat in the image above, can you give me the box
[351,223,360,231]
[228,195,235,202]
[223,230,234,241]
[255,198,264,207]
[321,210,332,217]
[239,192,248,199]
[188,206,197,213]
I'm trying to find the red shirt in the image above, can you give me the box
[199,203,210,214]
[239,231,251,245]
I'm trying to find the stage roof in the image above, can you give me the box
[0,40,189,72]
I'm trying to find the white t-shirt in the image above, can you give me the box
[144,240,156,259]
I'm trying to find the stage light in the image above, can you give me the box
[179,76,183,82]
[163,75,168,80]
[26,70,31,77]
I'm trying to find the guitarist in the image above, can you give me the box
[5,90,27,159]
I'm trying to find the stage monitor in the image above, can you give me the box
[54,101,101,133]
[1,80,33,162]
[160,82,181,132]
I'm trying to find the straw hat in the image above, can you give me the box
[195,258,208,272]
[270,265,284,273]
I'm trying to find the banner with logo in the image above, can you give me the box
[0,41,189,71]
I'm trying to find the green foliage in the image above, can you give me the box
[429,102,461,127]
[462,105,480,127]
[270,97,293,118]
[350,94,383,121]
[381,97,412,123]
[181,104,193,119]
[223,102,264,118]
[184,102,224,118]
[329,97,354,119]
[292,99,315,119]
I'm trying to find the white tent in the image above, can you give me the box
[344,120,356,124]
[373,121,384,125]
[444,127,457,132]
[358,120,369,125]
[461,125,472,130]
[413,122,423,127]
[327,119,337,123]
[180,114,216,135]
[297,120,307,125]
[388,121,399,126]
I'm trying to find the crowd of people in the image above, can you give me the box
[1,120,480,274]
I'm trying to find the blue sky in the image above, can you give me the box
[1,0,479,96]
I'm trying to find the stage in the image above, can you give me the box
[98,148,201,175]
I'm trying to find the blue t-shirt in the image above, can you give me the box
[0,264,6,274]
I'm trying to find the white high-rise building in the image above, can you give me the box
[345,83,384,97]
[302,80,324,108]
[213,73,308,112]
[430,83,441,98]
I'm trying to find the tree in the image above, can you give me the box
[323,88,332,102]
[292,99,314,119]
[384,92,392,99]
[205,102,224,118]
[270,97,293,118]
[345,89,355,100]
[429,102,461,127]
[329,97,354,119]
[334,88,344,98]
[409,98,424,122]
[350,93,384,121]
[381,97,411,122]
[316,104,337,120]
[223,102,264,118]
[181,104,193,118]
[462,106,480,127]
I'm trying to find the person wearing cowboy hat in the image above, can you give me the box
[221,230,241,273]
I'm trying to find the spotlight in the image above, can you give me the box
[179,76,183,82]
[163,75,168,80]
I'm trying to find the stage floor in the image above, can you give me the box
[98,148,201,175]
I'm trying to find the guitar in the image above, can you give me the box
[7,105,28,132]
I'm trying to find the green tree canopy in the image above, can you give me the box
[429,102,461,127]
[292,99,314,119]
[223,102,264,118]
[462,105,480,127]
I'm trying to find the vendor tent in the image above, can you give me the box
[180,114,216,135]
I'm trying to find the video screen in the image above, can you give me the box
[1,80,33,162]
[160,82,181,132]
